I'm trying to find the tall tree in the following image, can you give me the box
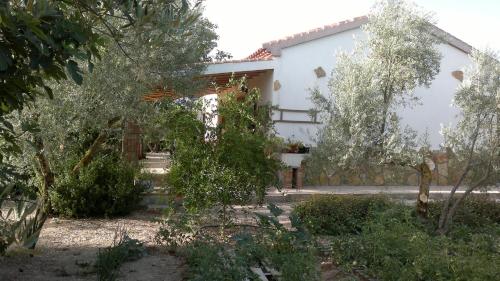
[0,0,201,178]
[437,49,499,234]
[12,0,218,198]
[1,0,219,251]
[310,0,442,217]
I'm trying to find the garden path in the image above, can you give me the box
[0,211,185,281]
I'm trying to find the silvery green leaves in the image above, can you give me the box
[443,50,499,186]
[310,0,441,173]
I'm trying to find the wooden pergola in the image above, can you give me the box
[142,70,268,102]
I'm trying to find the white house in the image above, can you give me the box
[203,16,472,149]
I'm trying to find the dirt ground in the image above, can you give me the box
[0,207,357,281]
[0,211,185,281]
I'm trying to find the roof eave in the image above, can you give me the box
[204,59,276,75]
[261,15,473,56]
[263,16,369,56]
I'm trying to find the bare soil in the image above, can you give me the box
[0,211,185,281]
[0,206,361,281]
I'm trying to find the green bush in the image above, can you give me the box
[292,196,500,280]
[330,206,500,281]
[185,240,256,281]
[162,79,281,217]
[293,195,391,235]
[173,204,320,281]
[50,153,142,218]
[429,196,500,229]
[322,199,500,281]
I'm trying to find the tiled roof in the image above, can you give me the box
[263,16,369,56]
[210,15,472,64]
[246,48,274,60]
[261,15,472,56]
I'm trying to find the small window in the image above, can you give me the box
[452,70,463,82]
[314,66,326,78]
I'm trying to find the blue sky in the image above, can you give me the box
[203,0,500,58]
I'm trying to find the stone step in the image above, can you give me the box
[141,161,169,169]
[145,152,168,155]
[144,153,169,158]
[140,167,168,175]
[141,191,171,206]
[141,158,169,164]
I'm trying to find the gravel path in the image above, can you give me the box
[0,211,185,281]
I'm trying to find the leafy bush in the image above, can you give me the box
[185,240,257,281]
[237,205,320,281]
[161,79,281,223]
[429,196,500,229]
[293,195,391,235]
[318,200,500,281]
[50,153,142,218]
[96,227,145,281]
[169,204,320,281]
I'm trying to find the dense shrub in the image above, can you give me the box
[170,204,320,281]
[429,196,500,229]
[330,206,500,281]
[50,153,142,218]
[162,80,281,217]
[292,195,500,280]
[293,195,391,235]
[185,240,256,281]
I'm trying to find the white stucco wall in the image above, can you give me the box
[270,28,363,146]
[205,27,471,148]
[270,28,470,148]
[272,28,364,109]
[247,70,274,105]
[397,44,470,148]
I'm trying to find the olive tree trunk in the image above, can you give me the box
[72,116,122,175]
[416,162,432,218]
[437,164,492,235]
[33,136,54,212]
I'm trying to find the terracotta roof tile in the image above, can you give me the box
[263,16,369,56]
[261,15,472,55]
[208,15,472,65]
[246,48,274,60]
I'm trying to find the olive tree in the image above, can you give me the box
[30,4,218,176]
[310,0,442,217]
[0,0,154,252]
[1,0,206,184]
[1,0,218,251]
[437,49,499,234]
[4,0,216,209]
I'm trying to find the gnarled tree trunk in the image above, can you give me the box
[72,116,122,175]
[33,136,54,212]
[416,161,432,218]
[437,166,492,235]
